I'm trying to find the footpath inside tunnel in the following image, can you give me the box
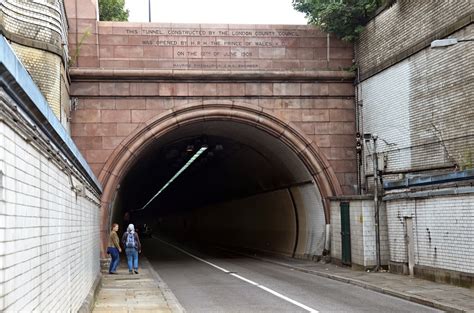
[111,120,327,258]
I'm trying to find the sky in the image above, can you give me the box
[124,0,308,25]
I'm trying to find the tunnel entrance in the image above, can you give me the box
[100,103,341,258]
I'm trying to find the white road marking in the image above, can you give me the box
[156,237,319,313]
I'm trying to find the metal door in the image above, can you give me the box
[340,202,351,265]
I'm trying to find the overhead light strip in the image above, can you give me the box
[134,146,208,212]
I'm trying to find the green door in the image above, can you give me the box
[340,202,351,265]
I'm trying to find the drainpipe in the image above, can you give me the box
[372,135,381,271]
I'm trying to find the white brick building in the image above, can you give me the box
[0,36,101,312]
[341,1,474,287]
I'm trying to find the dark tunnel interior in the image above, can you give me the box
[112,121,326,257]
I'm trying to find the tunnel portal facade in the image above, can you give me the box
[66,0,356,258]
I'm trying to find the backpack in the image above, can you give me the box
[125,232,136,248]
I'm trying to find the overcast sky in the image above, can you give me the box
[124,0,308,24]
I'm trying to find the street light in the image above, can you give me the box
[431,38,474,48]
[148,0,151,22]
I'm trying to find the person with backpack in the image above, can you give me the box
[122,224,142,274]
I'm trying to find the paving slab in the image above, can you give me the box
[93,257,184,313]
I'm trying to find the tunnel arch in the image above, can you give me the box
[98,101,342,256]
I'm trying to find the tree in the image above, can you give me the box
[99,0,129,21]
[292,0,388,41]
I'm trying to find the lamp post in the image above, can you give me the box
[148,0,151,22]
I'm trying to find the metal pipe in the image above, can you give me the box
[372,135,381,271]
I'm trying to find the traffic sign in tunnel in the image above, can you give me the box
[101,106,341,259]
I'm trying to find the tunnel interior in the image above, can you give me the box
[112,120,326,257]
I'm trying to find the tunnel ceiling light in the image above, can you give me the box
[134,146,208,212]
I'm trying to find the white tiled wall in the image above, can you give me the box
[0,121,100,312]
[330,199,389,267]
[386,194,474,274]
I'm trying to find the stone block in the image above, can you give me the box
[77,56,100,67]
[130,83,159,96]
[101,137,126,150]
[329,109,355,122]
[99,59,130,68]
[330,47,353,59]
[71,123,117,137]
[189,83,217,96]
[72,110,100,123]
[100,83,130,96]
[301,109,329,122]
[142,46,173,58]
[312,135,331,148]
[116,123,140,136]
[146,99,175,110]
[329,160,356,173]
[299,37,327,48]
[327,99,354,109]
[101,110,131,123]
[114,45,143,58]
[301,60,329,70]
[99,35,129,45]
[70,83,99,96]
[86,149,112,163]
[79,98,115,110]
[273,83,300,96]
[258,48,286,59]
[301,83,329,96]
[131,110,165,123]
[328,83,354,96]
[71,136,102,150]
[217,84,245,96]
[115,98,146,110]
[271,60,301,70]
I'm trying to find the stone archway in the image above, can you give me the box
[98,101,343,254]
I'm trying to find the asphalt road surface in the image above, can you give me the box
[145,237,442,313]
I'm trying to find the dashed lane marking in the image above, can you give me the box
[155,237,319,313]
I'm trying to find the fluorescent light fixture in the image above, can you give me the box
[134,146,208,211]
[431,38,458,48]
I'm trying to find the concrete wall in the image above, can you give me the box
[160,184,326,257]
[0,104,100,312]
[290,184,326,258]
[330,198,389,268]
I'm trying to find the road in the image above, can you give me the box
[144,237,442,313]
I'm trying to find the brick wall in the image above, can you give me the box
[0,0,71,128]
[356,0,473,79]
[359,25,474,188]
[0,91,100,312]
[386,192,474,274]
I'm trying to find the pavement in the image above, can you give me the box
[237,251,474,313]
[92,257,184,313]
[92,249,473,313]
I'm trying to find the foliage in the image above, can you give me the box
[69,29,91,66]
[99,0,129,21]
[292,0,386,41]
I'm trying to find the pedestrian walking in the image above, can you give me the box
[122,224,142,274]
[107,223,122,274]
